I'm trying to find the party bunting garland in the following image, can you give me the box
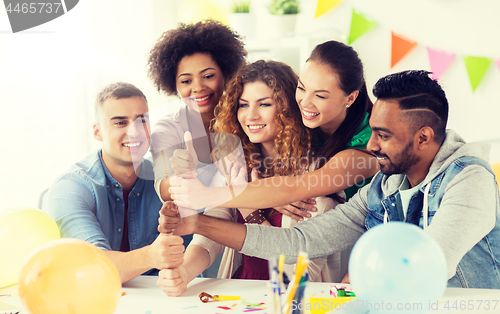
[348,9,377,45]
[315,0,343,19]
[426,48,456,81]
[463,56,493,92]
[343,7,500,92]
[314,0,497,92]
[391,32,418,68]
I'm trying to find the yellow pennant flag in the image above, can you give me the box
[315,0,343,19]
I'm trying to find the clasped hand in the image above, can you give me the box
[158,265,188,297]
[158,201,197,235]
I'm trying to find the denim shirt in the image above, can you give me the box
[365,156,500,288]
[45,150,161,254]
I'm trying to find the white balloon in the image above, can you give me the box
[349,222,447,314]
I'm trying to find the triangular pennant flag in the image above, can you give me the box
[348,9,377,44]
[315,0,342,19]
[495,59,500,72]
[391,32,418,68]
[426,47,456,81]
[463,56,492,92]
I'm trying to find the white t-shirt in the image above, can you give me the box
[399,176,423,219]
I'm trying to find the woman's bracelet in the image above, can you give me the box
[244,209,266,224]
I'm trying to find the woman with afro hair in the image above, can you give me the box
[147,19,247,205]
[147,20,246,278]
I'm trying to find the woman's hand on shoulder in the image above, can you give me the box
[274,199,317,221]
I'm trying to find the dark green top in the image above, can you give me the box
[343,113,373,200]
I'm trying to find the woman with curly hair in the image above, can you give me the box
[147,19,247,204]
[215,61,310,179]
[158,60,342,297]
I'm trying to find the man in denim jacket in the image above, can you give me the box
[45,82,184,283]
[161,70,500,289]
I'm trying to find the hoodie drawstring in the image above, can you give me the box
[422,183,431,230]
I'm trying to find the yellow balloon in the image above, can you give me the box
[18,238,121,314]
[178,0,229,25]
[0,207,60,288]
[492,162,500,191]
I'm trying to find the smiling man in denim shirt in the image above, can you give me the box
[45,82,185,283]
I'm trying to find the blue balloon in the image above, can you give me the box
[348,222,447,314]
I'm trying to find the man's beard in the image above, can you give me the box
[377,140,420,176]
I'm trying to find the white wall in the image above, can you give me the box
[1,0,499,211]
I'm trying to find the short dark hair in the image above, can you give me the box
[147,19,247,96]
[373,70,449,143]
[94,82,146,122]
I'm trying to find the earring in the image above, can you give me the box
[346,105,350,108]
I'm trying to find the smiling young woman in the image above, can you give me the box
[146,19,247,204]
[145,20,247,277]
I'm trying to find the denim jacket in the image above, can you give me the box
[45,150,161,253]
[365,156,500,288]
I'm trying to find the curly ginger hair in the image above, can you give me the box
[213,60,311,178]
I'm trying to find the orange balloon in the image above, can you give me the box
[18,238,121,314]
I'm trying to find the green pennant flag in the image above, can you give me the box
[463,56,492,92]
[348,9,377,45]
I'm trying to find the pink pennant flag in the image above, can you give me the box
[496,58,500,72]
[427,47,456,81]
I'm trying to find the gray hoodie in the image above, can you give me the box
[241,130,498,282]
